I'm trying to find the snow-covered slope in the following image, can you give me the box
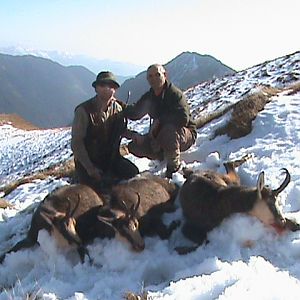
[0,51,299,300]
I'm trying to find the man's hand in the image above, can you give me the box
[88,166,103,181]
[124,130,145,146]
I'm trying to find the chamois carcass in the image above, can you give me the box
[109,173,180,239]
[0,184,145,264]
[178,155,300,253]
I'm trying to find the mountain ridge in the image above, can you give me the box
[116,51,235,103]
[0,53,95,128]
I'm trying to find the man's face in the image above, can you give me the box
[95,82,116,101]
[147,66,166,90]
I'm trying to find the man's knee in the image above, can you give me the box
[112,157,139,180]
[156,124,179,152]
[128,139,162,160]
[159,124,177,137]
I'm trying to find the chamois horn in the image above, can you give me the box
[272,168,291,196]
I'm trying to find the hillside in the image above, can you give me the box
[116,51,235,103]
[0,53,95,128]
[0,113,39,130]
[0,51,299,299]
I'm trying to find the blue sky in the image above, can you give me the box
[0,0,299,70]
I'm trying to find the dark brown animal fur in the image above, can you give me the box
[0,184,145,264]
[109,173,180,239]
[178,156,299,252]
[0,185,103,263]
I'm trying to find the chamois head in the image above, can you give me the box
[97,195,145,252]
[249,168,290,230]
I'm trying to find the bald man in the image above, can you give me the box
[123,64,197,178]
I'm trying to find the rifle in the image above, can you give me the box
[107,91,131,169]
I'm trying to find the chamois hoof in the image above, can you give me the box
[0,254,6,264]
[174,245,199,255]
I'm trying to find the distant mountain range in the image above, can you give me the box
[116,52,236,103]
[0,51,236,128]
[0,46,145,79]
[0,53,95,128]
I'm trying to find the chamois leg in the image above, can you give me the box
[155,219,181,239]
[181,222,207,245]
[175,245,199,255]
[0,236,37,264]
[77,245,93,264]
[175,223,208,255]
[223,153,253,185]
[0,213,46,264]
[139,216,180,239]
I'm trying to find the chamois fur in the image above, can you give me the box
[0,185,103,263]
[110,173,180,239]
[179,156,299,250]
[0,183,145,264]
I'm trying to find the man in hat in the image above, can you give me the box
[123,64,197,178]
[71,71,139,192]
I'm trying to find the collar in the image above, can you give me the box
[94,95,116,112]
[150,81,169,98]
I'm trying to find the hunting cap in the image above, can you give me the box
[92,71,120,88]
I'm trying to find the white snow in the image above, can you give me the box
[0,51,299,299]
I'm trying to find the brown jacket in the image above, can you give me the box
[71,96,125,174]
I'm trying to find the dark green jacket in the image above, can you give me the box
[124,81,196,138]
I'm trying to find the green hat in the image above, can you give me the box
[92,71,120,88]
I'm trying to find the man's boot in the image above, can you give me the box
[165,149,181,179]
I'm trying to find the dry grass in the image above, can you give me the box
[214,88,276,139]
[194,103,235,129]
[0,145,130,197]
[0,158,75,197]
[0,114,39,130]
[285,81,300,95]
[0,198,14,209]
[260,85,281,96]
[193,86,280,132]
[2,285,43,300]
[124,291,149,300]
[25,290,43,300]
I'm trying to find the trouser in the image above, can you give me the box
[74,155,139,194]
[128,124,195,172]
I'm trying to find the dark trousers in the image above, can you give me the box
[74,155,139,194]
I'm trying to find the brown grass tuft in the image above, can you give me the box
[0,144,130,197]
[124,291,149,300]
[0,198,14,209]
[285,81,300,95]
[0,158,75,197]
[0,114,39,130]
